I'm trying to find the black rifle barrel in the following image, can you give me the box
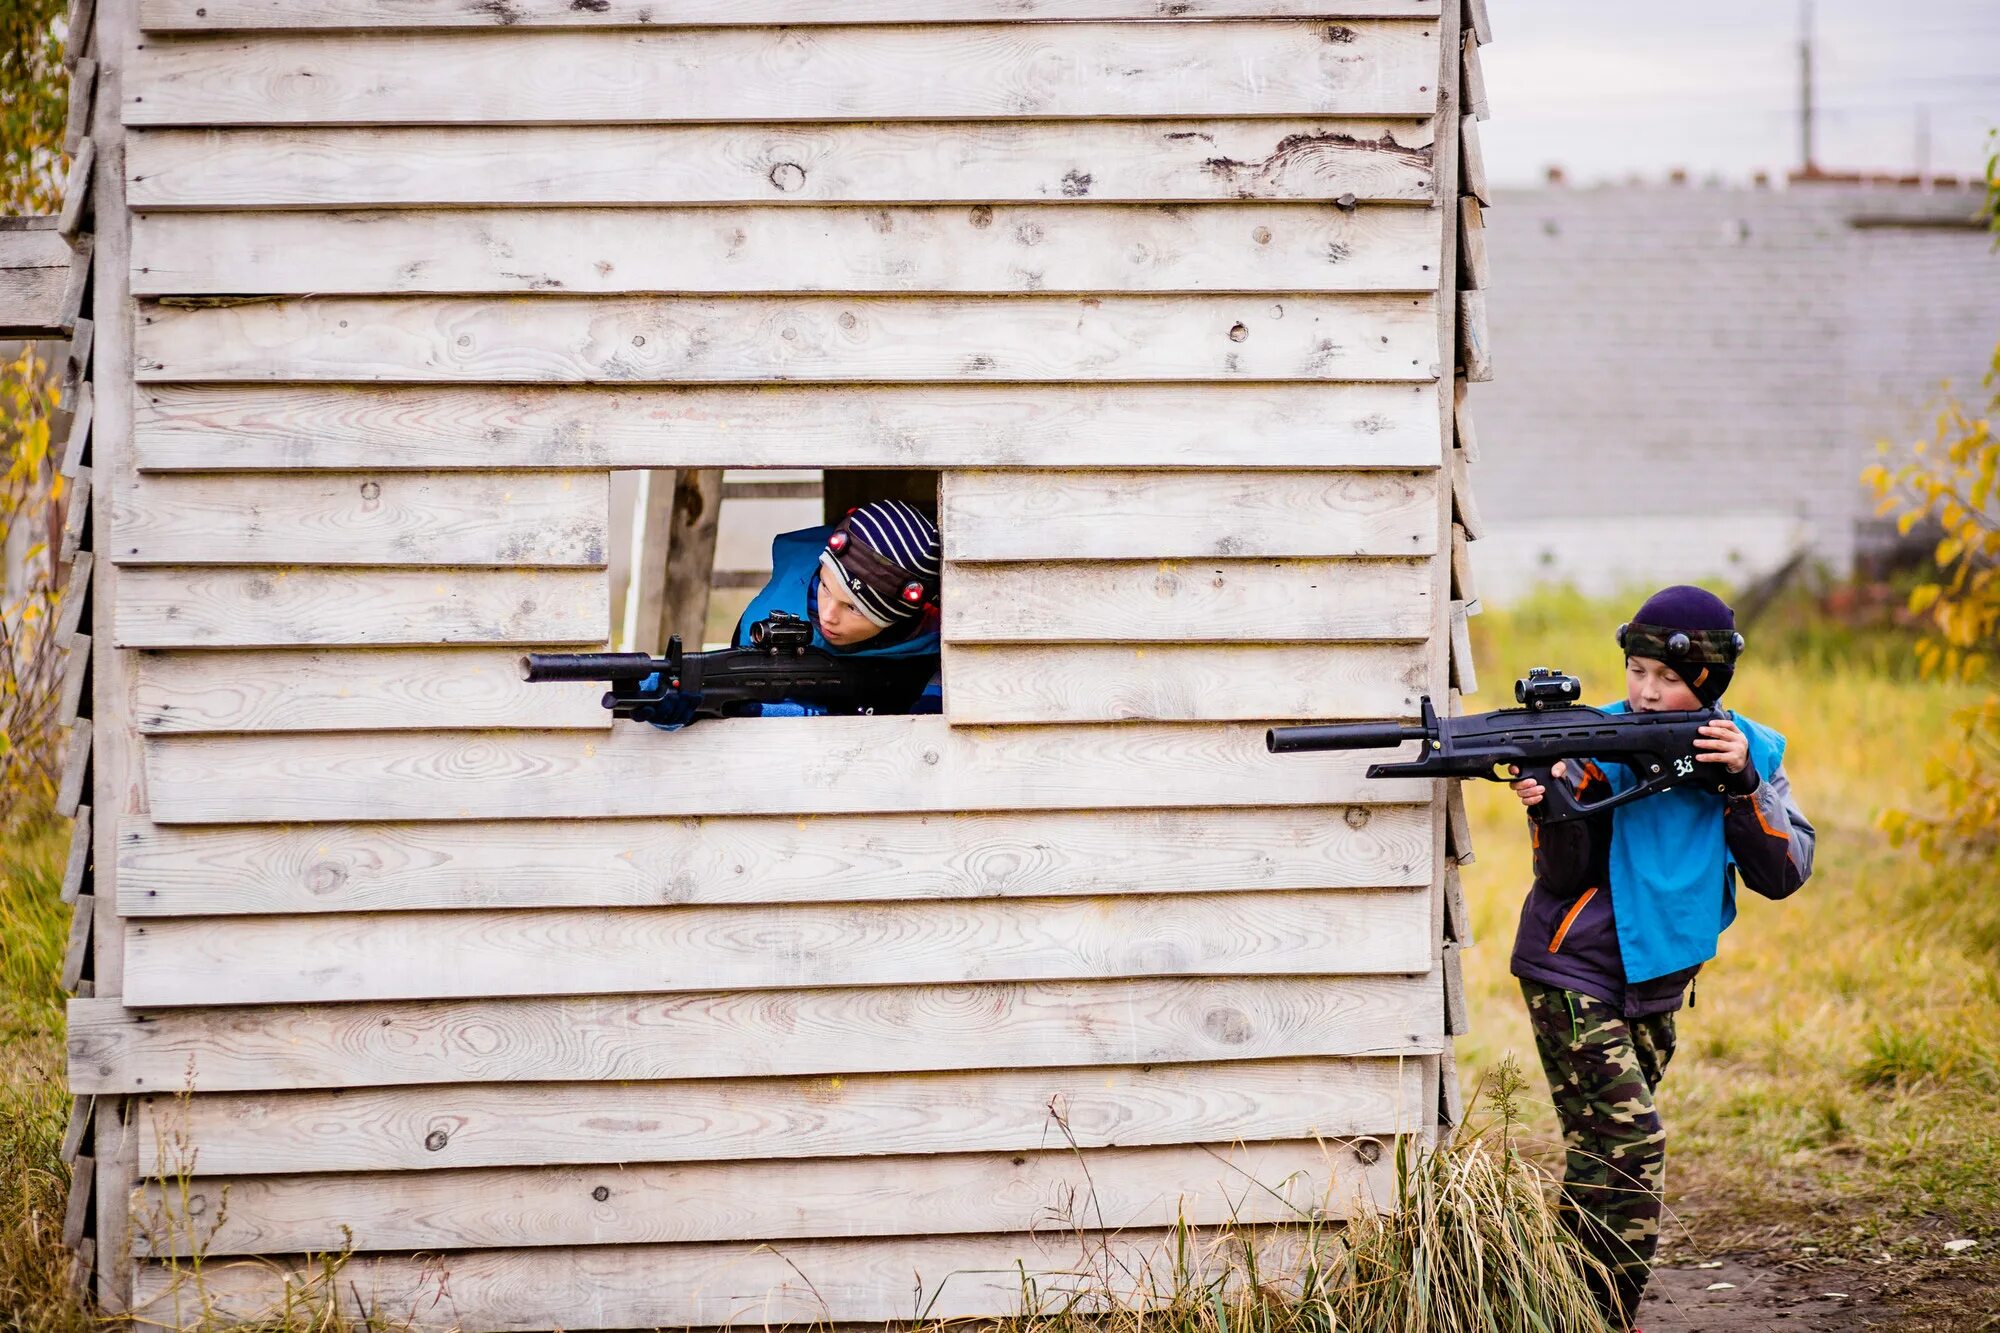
[519,652,661,683]
[1266,721,1422,754]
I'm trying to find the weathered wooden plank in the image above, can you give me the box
[57,140,96,241]
[1444,779,1472,864]
[129,1227,1342,1326]
[1442,944,1468,1035]
[943,643,1426,725]
[61,805,91,905]
[109,471,607,566]
[64,59,97,155]
[943,470,1438,563]
[1457,288,1490,382]
[126,23,1441,126]
[658,467,722,650]
[1452,375,1479,462]
[1450,445,1484,539]
[122,889,1434,1006]
[0,229,77,336]
[115,567,607,648]
[135,294,1440,384]
[58,382,92,479]
[57,633,90,727]
[1448,598,1476,695]
[135,1139,1396,1261]
[61,317,95,396]
[134,382,1442,472]
[55,551,91,648]
[133,1055,1430,1174]
[61,1095,94,1164]
[58,466,89,566]
[55,235,93,335]
[128,119,1440,209]
[61,894,93,991]
[1459,113,1487,206]
[1459,31,1488,120]
[1450,522,1476,603]
[77,969,1441,1093]
[133,646,606,733]
[141,0,1444,29]
[1442,861,1471,947]
[65,0,96,64]
[61,1156,92,1250]
[945,557,1433,643]
[132,204,1445,297]
[55,719,90,819]
[1439,1041,1463,1126]
[1456,196,1487,290]
[1462,0,1490,43]
[115,803,1432,916]
[144,717,1428,824]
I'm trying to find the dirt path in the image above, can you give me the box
[1638,1255,1878,1330]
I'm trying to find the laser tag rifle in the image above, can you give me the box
[521,611,935,724]
[1266,667,1734,823]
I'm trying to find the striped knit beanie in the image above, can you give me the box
[818,499,942,628]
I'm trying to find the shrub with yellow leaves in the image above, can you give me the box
[1862,139,2000,861]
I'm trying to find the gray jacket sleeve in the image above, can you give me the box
[1725,763,1815,900]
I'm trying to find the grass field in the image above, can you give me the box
[1461,588,2000,1328]
[2,588,1994,1328]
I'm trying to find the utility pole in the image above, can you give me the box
[1798,0,1817,176]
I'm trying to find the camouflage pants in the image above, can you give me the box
[1520,979,1678,1328]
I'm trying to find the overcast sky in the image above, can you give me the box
[1478,0,2000,188]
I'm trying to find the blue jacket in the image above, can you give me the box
[1510,705,1816,1015]
[733,524,942,715]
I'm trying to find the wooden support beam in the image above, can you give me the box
[1445,779,1473,864]
[1460,32,1488,120]
[62,316,94,392]
[65,0,97,64]
[1462,0,1491,44]
[1443,861,1473,946]
[1448,600,1477,695]
[58,633,89,727]
[661,467,722,648]
[1452,377,1480,463]
[0,224,77,338]
[55,551,90,649]
[1442,944,1469,1036]
[1457,288,1491,382]
[1457,196,1488,290]
[59,466,89,566]
[55,235,91,336]
[1459,114,1489,206]
[61,805,91,905]
[57,140,95,241]
[1450,446,1484,540]
[1439,1044,1464,1127]
[64,59,97,154]
[61,1156,92,1251]
[55,718,90,819]
[61,1095,94,1164]
[1450,524,1477,604]
[59,382,92,479]
[627,469,674,653]
[61,893,92,992]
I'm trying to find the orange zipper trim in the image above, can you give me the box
[1548,886,1598,954]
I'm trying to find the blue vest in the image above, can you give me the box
[735,525,941,662]
[1597,702,1787,983]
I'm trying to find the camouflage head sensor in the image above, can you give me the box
[1615,622,1745,666]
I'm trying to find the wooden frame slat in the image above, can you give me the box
[134,382,1444,472]
[61,805,91,905]
[56,719,91,819]
[58,466,89,566]
[61,894,93,991]
[128,119,1441,209]
[58,382,92,479]
[1459,113,1488,206]
[113,803,1433,916]
[58,140,96,241]
[55,551,91,649]
[125,23,1442,126]
[64,59,98,154]
[1457,288,1490,381]
[74,971,1442,1093]
[1450,446,1484,539]
[57,633,90,727]
[134,293,1441,384]
[1456,195,1487,290]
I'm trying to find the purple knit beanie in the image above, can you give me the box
[1617,585,1743,704]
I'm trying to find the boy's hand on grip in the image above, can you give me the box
[1509,760,1565,808]
[1694,717,1749,773]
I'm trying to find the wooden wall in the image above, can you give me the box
[67,0,1490,1323]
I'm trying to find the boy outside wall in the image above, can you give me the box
[1507,585,1816,1331]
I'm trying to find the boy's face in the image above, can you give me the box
[815,567,884,647]
[1625,655,1704,712]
